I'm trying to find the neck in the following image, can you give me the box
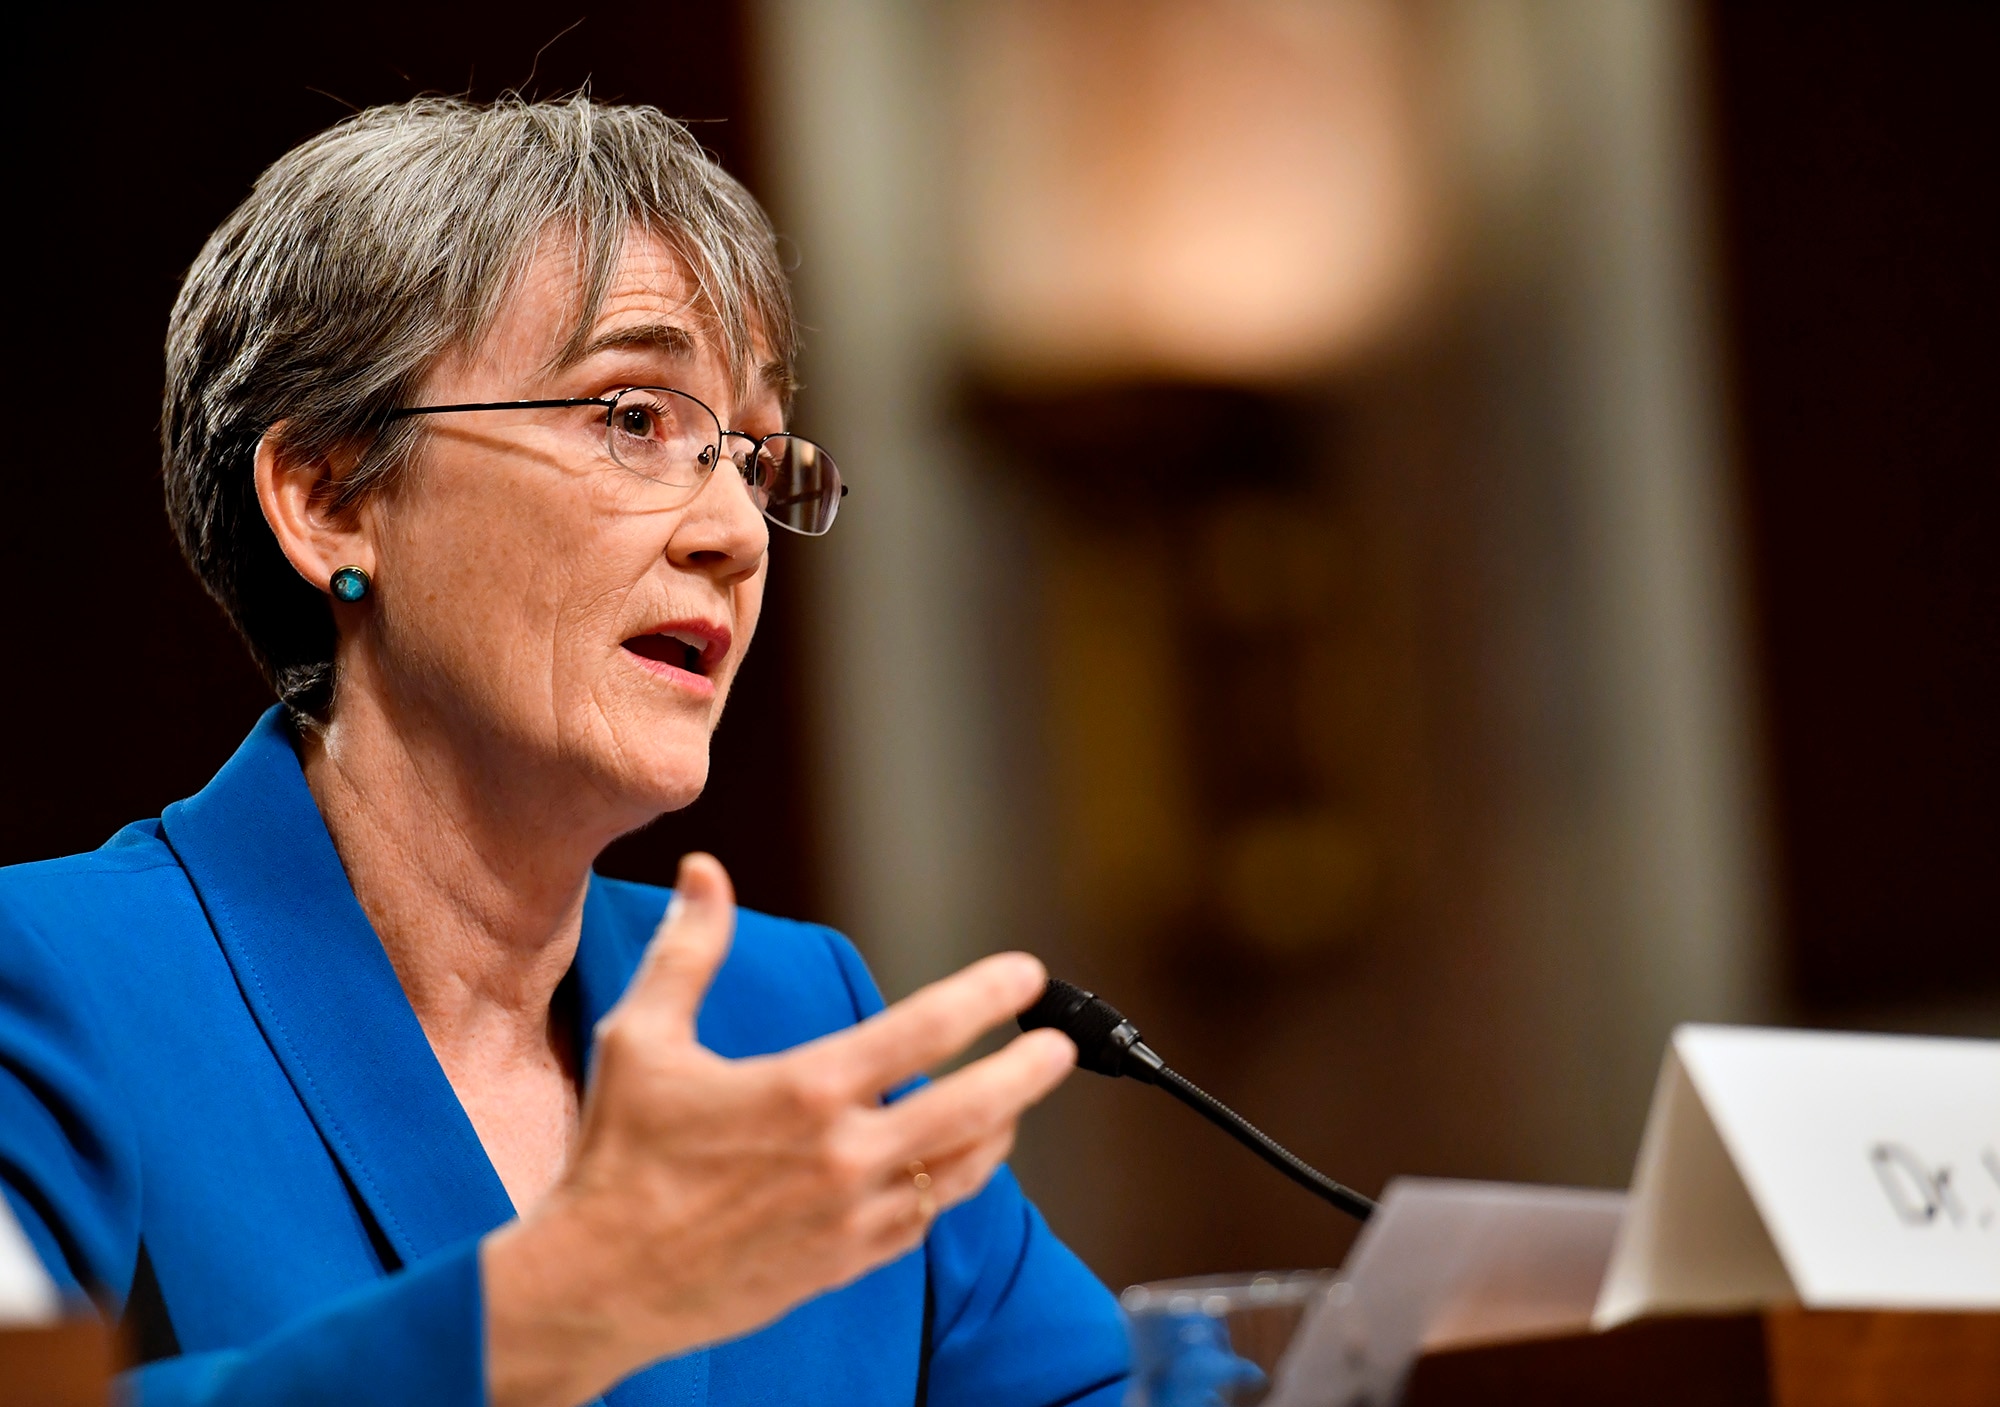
[299,681,614,1054]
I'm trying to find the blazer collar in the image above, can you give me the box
[161,707,518,1266]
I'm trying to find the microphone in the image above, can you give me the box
[1020,978,1376,1222]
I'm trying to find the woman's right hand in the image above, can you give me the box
[480,853,1077,1407]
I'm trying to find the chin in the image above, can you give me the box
[604,721,715,820]
[577,656,734,824]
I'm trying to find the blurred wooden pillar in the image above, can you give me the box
[753,0,1773,1292]
[753,0,1040,998]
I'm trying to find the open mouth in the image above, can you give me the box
[628,631,724,675]
[621,623,728,679]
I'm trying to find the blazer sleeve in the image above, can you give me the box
[0,886,139,1307]
[0,893,487,1407]
[118,1244,484,1407]
[817,930,1131,1407]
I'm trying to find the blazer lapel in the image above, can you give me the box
[161,709,516,1268]
[570,879,641,1076]
[165,711,709,1405]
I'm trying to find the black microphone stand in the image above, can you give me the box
[1150,1065,1376,1222]
[1021,979,1377,1223]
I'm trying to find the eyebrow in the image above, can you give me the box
[560,321,792,387]
[557,322,795,403]
[759,358,799,400]
[565,321,699,367]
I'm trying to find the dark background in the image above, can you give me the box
[4,4,1995,1018]
[7,7,816,920]
[1704,3,1998,1011]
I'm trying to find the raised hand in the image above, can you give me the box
[482,854,1077,1407]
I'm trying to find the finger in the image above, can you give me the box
[803,952,1049,1097]
[922,1125,1017,1211]
[609,853,736,1041]
[875,1030,1074,1166]
[853,1127,1017,1260]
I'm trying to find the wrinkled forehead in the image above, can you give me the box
[466,221,792,405]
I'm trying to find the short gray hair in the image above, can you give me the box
[164,94,797,718]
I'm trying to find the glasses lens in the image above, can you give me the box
[604,388,722,487]
[754,435,842,535]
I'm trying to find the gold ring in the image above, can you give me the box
[909,1160,936,1220]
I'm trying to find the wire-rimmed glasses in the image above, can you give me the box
[385,385,846,536]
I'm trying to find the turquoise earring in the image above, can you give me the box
[329,565,371,603]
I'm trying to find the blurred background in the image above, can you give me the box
[7,1,1994,1290]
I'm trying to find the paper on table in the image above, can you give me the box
[0,1193,61,1325]
[1265,1177,1626,1407]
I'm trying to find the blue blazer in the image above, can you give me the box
[0,710,1128,1406]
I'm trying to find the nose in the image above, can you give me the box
[666,444,769,582]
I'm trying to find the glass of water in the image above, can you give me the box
[1121,1270,1335,1407]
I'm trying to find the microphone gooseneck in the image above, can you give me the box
[1020,977,1376,1222]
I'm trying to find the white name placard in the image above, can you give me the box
[1595,1024,2000,1326]
[0,1193,60,1325]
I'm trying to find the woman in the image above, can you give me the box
[0,97,1127,1405]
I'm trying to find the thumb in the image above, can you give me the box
[616,852,737,1041]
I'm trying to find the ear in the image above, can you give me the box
[254,424,373,593]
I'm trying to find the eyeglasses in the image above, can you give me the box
[385,386,846,536]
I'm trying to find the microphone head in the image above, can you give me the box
[1019,977,1142,1078]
